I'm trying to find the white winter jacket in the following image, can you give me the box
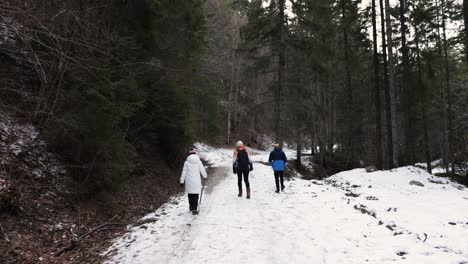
[180,154,207,194]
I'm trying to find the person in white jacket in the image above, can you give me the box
[180,147,207,215]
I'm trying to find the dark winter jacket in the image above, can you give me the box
[268,147,287,171]
[233,147,253,172]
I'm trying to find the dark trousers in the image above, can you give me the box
[237,170,250,189]
[274,171,285,191]
[188,194,199,211]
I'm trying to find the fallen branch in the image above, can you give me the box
[0,223,10,242]
[55,223,126,256]
[417,233,428,242]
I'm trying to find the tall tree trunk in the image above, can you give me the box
[226,52,235,144]
[436,0,450,173]
[276,0,286,144]
[312,110,317,156]
[384,0,399,167]
[464,0,468,64]
[441,0,456,175]
[296,66,302,166]
[422,101,432,174]
[414,23,432,174]
[297,134,302,166]
[327,75,333,151]
[233,57,240,136]
[330,70,337,152]
[341,0,354,165]
[380,0,394,169]
[250,69,259,145]
[399,0,414,165]
[227,16,240,145]
[372,0,383,170]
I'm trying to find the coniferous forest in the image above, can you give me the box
[1,0,467,189]
[0,0,467,262]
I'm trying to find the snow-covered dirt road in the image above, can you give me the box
[103,144,468,264]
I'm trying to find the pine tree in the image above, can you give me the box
[385,0,399,167]
[441,0,456,175]
[380,0,394,169]
[400,0,415,165]
[372,0,383,170]
[341,0,355,166]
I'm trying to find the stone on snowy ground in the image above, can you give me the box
[429,179,446,184]
[365,166,377,172]
[409,180,424,187]
[136,217,158,226]
[345,192,360,197]
[354,204,377,218]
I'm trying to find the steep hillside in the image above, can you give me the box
[0,117,181,263]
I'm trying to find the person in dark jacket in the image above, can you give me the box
[233,141,253,199]
[268,143,288,193]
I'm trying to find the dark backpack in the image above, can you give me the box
[236,150,250,170]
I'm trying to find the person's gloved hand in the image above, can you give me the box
[180,183,184,187]
[249,163,253,171]
[233,168,237,174]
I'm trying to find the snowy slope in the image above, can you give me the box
[103,144,468,264]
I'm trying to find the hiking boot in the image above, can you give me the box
[281,186,285,191]
[275,190,279,193]
[238,188,242,197]
[246,188,251,199]
[192,210,198,215]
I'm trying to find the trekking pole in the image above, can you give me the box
[198,179,206,208]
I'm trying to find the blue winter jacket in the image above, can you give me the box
[268,148,287,171]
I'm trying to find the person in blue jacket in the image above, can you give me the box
[268,143,288,193]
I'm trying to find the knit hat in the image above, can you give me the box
[187,146,196,155]
[236,141,243,147]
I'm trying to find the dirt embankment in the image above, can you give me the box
[0,118,182,263]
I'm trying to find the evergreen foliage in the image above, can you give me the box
[1,0,467,190]
[0,0,206,191]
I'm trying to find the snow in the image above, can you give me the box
[0,118,39,157]
[193,143,233,167]
[415,159,468,175]
[0,17,20,45]
[0,177,8,192]
[0,117,67,189]
[103,144,468,264]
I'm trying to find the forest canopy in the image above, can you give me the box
[0,0,467,192]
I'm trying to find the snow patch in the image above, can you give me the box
[193,142,233,167]
[104,144,468,264]
[0,117,67,195]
